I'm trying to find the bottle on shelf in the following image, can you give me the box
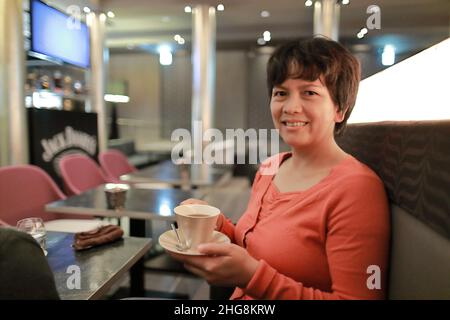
[53,70,63,92]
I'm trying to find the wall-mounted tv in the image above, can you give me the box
[30,0,90,69]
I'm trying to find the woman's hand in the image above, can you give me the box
[168,243,259,288]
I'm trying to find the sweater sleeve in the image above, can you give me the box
[216,214,236,243]
[241,174,390,300]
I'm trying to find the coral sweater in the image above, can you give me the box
[218,152,390,300]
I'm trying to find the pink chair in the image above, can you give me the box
[59,154,109,195]
[99,149,137,182]
[0,165,104,232]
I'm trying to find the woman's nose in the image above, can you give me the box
[283,96,303,114]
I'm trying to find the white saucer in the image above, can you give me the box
[158,230,230,256]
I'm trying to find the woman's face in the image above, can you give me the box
[270,76,344,151]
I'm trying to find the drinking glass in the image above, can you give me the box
[16,217,47,256]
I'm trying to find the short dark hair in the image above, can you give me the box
[267,37,361,135]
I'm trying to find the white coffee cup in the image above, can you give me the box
[174,204,220,251]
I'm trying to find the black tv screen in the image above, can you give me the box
[30,0,90,69]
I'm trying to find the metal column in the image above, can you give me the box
[87,12,108,153]
[0,0,28,166]
[191,5,216,164]
[313,0,341,41]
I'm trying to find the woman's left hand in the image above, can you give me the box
[168,243,259,288]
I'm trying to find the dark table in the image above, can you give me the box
[46,186,201,222]
[45,186,202,296]
[46,231,151,300]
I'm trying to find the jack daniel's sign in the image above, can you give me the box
[41,126,97,162]
[28,108,99,188]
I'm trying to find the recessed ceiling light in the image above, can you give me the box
[174,34,181,41]
[357,32,364,39]
[257,38,266,46]
[261,10,270,18]
[178,38,185,45]
[83,7,91,13]
[305,0,313,7]
[107,11,115,18]
[184,6,192,13]
[342,0,350,5]
[263,31,271,42]
[217,4,224,11]
[360,27,368,35]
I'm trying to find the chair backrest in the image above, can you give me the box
[99,149,137,181]
[0,165,65,225]
[337,121,450,299]
[59,154,108,195]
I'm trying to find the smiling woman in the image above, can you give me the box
[169,37,390,300]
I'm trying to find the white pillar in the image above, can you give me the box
[191,5,216,164]
[313,0,340,41]
[87,12,108,153]
[0,0,28,166]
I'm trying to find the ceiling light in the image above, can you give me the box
[178,38,185,45]
[360,27,368,35]
[257,38,266,46]
[83,7,91,13]
[342,0,350,5]
[174,34,181,41]
[104,94,130,103]
[263,31,271,42]
[184,6,192,13]
[261,10,270,18]
[305,0,313,7]
[217,4,224,11]
[357,32,364,39]
[107,11,115,18]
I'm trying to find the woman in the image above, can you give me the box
[170,37,390,300]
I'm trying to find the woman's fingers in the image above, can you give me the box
[197,243,232,256]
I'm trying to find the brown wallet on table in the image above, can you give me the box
[73,225,124,251]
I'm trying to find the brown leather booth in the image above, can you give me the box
[337,121,450,299]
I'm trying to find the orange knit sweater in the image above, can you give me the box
[218,152,390,300]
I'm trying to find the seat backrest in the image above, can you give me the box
[337,121,450,299]
[59,154,108,195]
[99,149,137,181]
[0,165,65,225]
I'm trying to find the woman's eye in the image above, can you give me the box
[304,91,317,96]
[273,91,286,97]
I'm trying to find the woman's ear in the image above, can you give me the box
[334,106,348,123]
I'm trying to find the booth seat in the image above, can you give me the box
[337,120,450,299]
